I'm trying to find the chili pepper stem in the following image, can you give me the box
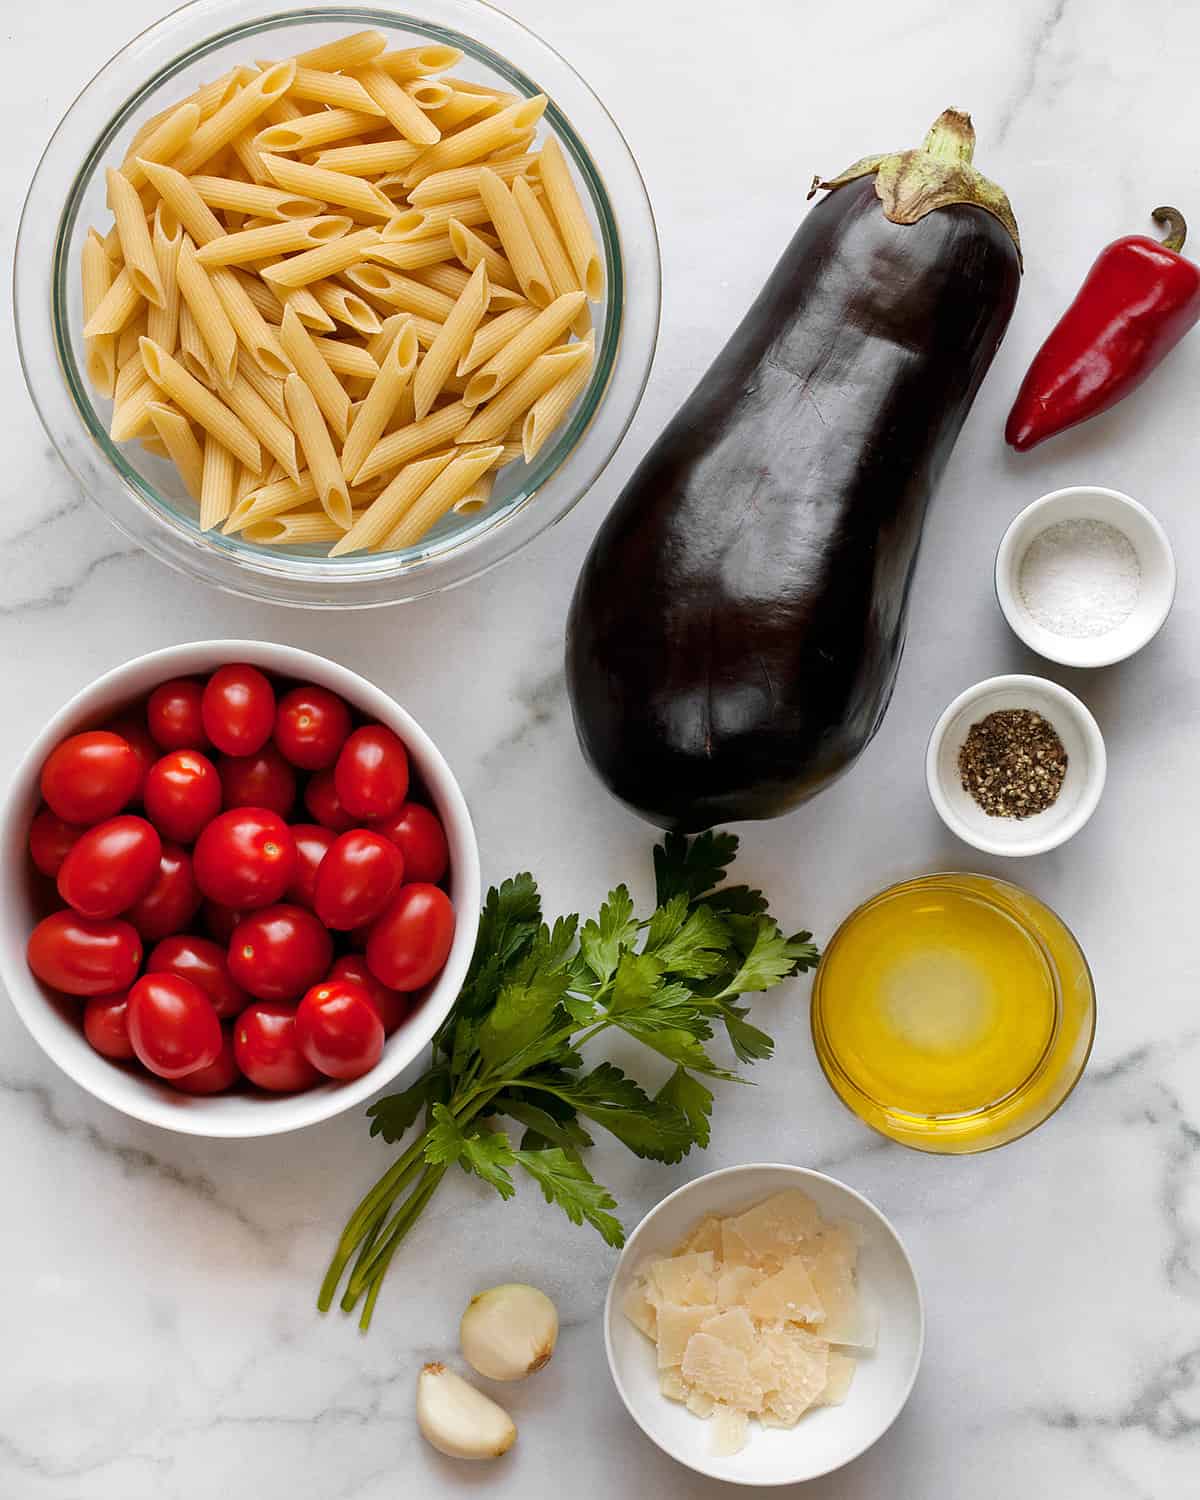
[1152,206,1187,253]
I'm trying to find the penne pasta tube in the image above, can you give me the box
[538,136,603,300]
[122,101,202,190]
[457,303,543,376]
[477,167,551,307]
[230,127,271,184]
[189,175,324,221]
[244,509,364,545]
[285,372,352,527]
[287,65,386,116]
[83,267,143,338]
[170,61,298,175]
[311,139,422,175]
[148,402,205,499]
[375,44,462,81]
[139,337,262,470]
[260,227,381,287]
[340,319,420,480]
[407,154,538,206]
[209,266,293,376]
[278,283,336,331]
[422,91,494,134]
[353,65,441,147]
[116,312,149,368]
[387,196,492,241]
[110,362,157,440]
[179,302,216,384]
[381,444,502,549]
[329,450,455,554]
[106,168,165,306]
[462,290,586,406]
[512,173,577,300]
[140,435,173,458]
[366,235,459,272]
[295,30,387,71]
[486,284,533,313]
[256,108,383,155]
[138,158,226,245]
[343,263,454,321]
[225,371,301,479]
[82,229,118,396]
[176,236,240,386]
[402,96,547,189]
[366,313,409,362]
[310,336,380,379]
[456,339,590,443]
[146,210,183,354]
[237,266,288,323]
[412,260,487,420]
[199,432,237,529]
[237,354,287,419]
[446,219,519,290]
[405,79,454,110]
[310,282,381,334]
[452,470,496,514]
[259,153,396,220]
[440,75,513,99]
[522,335,595,460]
[196,215,352,266]
[412,262,471,299]
[352,399,472,483]
[489,130,538,163]
[280,305,351,440]
[224,471,319,532]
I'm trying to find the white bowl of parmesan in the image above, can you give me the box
[995,485,1176,668]
[603,1163,924,1486]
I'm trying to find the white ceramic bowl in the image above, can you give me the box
[0,641,480,1137]
[926,673,1106,857]
[604,1164,924,1487]
[995,486,1175,667]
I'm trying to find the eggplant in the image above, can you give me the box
[566,110,1022,831]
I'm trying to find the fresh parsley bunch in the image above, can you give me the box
[319,832,818,1330]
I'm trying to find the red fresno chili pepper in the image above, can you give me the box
[1006,206,1200,451]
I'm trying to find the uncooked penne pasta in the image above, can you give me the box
[366,313,409,362]
[388,196,492,241]
[189,175,324,221]
[354,65,440,146]
[111,362,157,440]
[260,227,381,287]
[381,445,502,549]
[106,168,165,306]
[225,471,319,532]
[116,312,149,368]
[287,66,385,116]
[209,266,292,376]
[196,215,352,267]
[258,153,394,220]
[478,168,551,307]
[422,91,494,134]
[244,509,364,545]
[352,399,473,483]
[225,372,301,480]
[238,267,289,323]
[310,337,380,380]
[176,236,239,386]
[512,173,576,301]
[139,337,262,471]
[329,450,455,554]
[452,470,496,514]
[407,154,537,206]
[538,136,603,300]
[279,305,351,441]
[462,290,586,406]
[405,79,454,110]
[310,282,381,334]
[170,62,297,176]
[256,108,383,155]
[311,139,422,175]
[179,302,216,384]
[83,267,143,339]
[366,235,459,273]
[412,262,471,300]
[146,211,183,354]
[82,229,118,396]
[340,320,420,480]
[285,372,351,527]
[122,101,201,190]
[344,263,454,321]
[230,128,271,184]
[139,159,226,245]
[140,433,172,457]
[402,96,547,189]
[457,304,540,376]
[456,339,590,443]
[199,432,237,530]
[238,355,287,421]
[522,334,595,459]
[446,219,519,291]
[148,402,205,499]
[375,44,462,81]
[295,30,387,72]
[412,260,487,420]
[278,284,336,332]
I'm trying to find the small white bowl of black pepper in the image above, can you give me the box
[926,674,1106,857]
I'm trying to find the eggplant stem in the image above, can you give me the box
[921,108,976,165]
[1152,206,1187,253]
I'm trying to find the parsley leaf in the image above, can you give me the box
[654,830,739,905]
[713,918,816,999]
[424,1105,516,1199]
[513,1147,625,1247]
[526,1060,697,1161]
[367,1070,446,1143]
[656,1068,715,1156]
[579,885,637,983]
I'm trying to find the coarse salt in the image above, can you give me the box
[1017,518,1141,637]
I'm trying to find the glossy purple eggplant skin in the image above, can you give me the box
[566,177,1020,831]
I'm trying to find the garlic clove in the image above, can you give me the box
[460,1282,559,1382]
[416,1362,517,1460]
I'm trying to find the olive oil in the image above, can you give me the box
[811,874,1095,1153]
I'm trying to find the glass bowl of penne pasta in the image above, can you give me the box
[15,0,660,606]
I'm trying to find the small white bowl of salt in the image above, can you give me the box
[995,485,1176,668]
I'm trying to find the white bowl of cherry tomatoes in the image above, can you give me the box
[0,641,480,1137]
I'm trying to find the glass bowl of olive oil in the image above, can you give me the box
[811,874,1095,1153]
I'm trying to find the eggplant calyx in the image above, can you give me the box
[808,108,1023,270]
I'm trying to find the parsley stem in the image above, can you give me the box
[345,1162,448,1304]
[317,1133,429,1312]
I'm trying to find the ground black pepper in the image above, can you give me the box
[957,709,1068,819]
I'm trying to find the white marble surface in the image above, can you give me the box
[3,1,1199,1495]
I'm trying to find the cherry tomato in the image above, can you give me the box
[193,808,296,910]
[169,1029,239,1095]
[27,911,142,996]
[41,731,141,825]
[83,991,135,1060]
[234,1002,321,1092]
[302,768,356,833]
[328,954,410,1035]
[147,678,209,750]
[372,802,449,886]
[28,808,83,878]
[334,726,410,821]
[274,685,352,771]
[143,750,222,843]
[147,934,248,1020]
[287,824,335,910]
[218,744,296,816]
[202,664,275,757]
[366,883,455,992]
[314,830,404,931]
[228,904,333,1002]
[202,900,243,945]
[126,843,202,943]
[296,978,384,1081]
[57,814,162,920]
[102,715,157,797]
[127,973,222,1079]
